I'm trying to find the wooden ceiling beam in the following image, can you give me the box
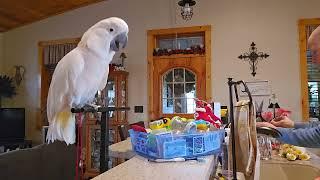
[0,14,20,28]
[0,10,24,24]
[0,2,45,20]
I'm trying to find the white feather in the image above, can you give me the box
[46,17,128,145]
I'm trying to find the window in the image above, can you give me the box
[308,82,319,117]
[162,68,196,114]
[158,34,204,50]
[299,19,320,121]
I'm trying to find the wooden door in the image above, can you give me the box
[147,25,212,120]
[152,56,206,119]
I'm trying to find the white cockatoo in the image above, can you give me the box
[46,17,129,145]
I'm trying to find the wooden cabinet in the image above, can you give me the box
[105,70,129,125]
[84,70,128,179]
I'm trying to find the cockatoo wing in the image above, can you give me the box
[46,48,84,144]
[98,65,110,91]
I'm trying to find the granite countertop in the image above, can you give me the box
[103,137,246,180]
[93,155,220,180]
[262,149,320,169]
[109,138,135,159]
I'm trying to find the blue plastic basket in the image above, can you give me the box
[129,129,225,159]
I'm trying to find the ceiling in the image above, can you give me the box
[0,0,105,32]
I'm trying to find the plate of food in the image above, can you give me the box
[279,144,310,161]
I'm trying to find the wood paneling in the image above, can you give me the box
[0,0,105,32]
[298,18,320,121]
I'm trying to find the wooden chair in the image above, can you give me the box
[118,121,145,141]
[118,124,129,141]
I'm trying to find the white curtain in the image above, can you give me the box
[43,43,77,66]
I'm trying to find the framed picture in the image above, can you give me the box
[240,80,271,97]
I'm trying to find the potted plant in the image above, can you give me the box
[0,75,17,107]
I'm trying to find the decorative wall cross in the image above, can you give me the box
[238,42,270,77]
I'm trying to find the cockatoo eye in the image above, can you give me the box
[109,28,114,32]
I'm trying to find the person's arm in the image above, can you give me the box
[277,125,320,148]
[294,121,320,129]
[271,116,320,129]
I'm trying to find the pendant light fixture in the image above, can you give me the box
[178,0,196,21]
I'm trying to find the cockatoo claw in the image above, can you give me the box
[83,104,100,112]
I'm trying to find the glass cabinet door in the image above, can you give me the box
[118,75,127,122]
[85,71,129,177]
[88,125,117,172]
[90,126,100,171]
[105,77,116,122]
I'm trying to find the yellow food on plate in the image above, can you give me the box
[279,144,310,161]
[298,153,311,161]
[286,153,297,161]
[282,144,292,149]
[280,151,287,158]
[294,149,303,155]
[284,148,294,154]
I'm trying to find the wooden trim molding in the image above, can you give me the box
[147,32,155,119]
[147,25,211,36]
[38,37,80,46]
[37,45,44,129]
[205,26,212,101]
[147,25,212,120]
[298,18,320,121]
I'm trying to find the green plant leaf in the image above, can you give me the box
[0,75,17,98]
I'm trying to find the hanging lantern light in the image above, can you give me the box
[178,0,196,21]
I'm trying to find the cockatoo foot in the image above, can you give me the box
[83,104,101,120]
[83,104,100,111]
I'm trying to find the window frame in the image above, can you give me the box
[298,18,320,121]
[161,67,197,115]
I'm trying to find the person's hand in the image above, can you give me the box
[256,122,277,129]
[270,116,294,128]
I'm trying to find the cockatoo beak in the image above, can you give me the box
[110,32,128,51]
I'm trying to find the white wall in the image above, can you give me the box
[2,0,320,143]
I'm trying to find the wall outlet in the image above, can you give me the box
[134,106,143,113]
